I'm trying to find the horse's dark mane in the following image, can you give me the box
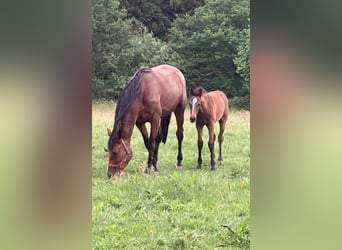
[191,86,208,96]
[108,67,151,149]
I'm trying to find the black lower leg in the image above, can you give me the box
[218,141,223,164]
[208,142,215,170]
[176,128,184,167]
[145,138,156,173]
[177,139,183,166]
[152,134,161,172]
[197,140,203,169]
[218,133,224,163]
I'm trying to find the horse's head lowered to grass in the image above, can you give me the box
[106,128,132,178]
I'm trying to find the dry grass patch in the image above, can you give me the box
[93,102,250,125]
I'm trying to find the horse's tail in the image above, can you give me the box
[160,115,171,144]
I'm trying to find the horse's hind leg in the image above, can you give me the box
[218,118,227,165]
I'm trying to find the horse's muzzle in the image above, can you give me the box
[190,116,196,123]
[107,166,121,178]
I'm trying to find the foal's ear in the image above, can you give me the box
[198,87,203,97]
[107,128,112,136]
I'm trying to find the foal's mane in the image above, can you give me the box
[108,67,151,149]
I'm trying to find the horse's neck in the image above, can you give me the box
[120,105,139,140]
[200,95,211,114]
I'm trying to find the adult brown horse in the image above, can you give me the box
[106,64,187,177]
[189,87,229,170]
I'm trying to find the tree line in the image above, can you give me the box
[92,0,249,109]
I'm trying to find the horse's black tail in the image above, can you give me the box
[160,115,171,144]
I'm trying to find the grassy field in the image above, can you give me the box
[92,101,250,249]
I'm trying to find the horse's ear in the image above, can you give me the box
[198,87,203,97]
[190,88,194,96]
[107,128,112,136]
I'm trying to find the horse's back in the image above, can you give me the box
[141,64,187,117]
[151,64,186,95]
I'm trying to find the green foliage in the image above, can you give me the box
[92,0,131,99]
[92,0,182,100]
[230,94,250,110]
[92,0,250,109]
[233,27,250,91]
[92,102,250,249]
[170,0,250,98]
[120,0,205,41]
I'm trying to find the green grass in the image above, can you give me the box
[92,102,250,249]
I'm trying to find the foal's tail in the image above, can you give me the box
[160,115,171,143]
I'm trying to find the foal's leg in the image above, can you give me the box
[174,109,185,168]
[218,118,227,165]
[196,123,204,169]
[207,123,216,170]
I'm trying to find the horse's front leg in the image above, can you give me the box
[196,123,204,169]
[144,116,160,174]
[207,123,216,170]
[152,129,162,171]
[136,122,149,150]
[144,137,156,174]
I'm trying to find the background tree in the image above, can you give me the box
[119,0,205,41]
[92,0,181,100]
[233,25,250,91]
[170,0,249,105]
[92,0,250,109]
[92,0,131,99]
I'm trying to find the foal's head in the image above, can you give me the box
[189,95,201,123]
[189,87,207,123]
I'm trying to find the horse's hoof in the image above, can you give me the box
[196,166,202,170]
[152,166,159,172]
[143,168,150,174]
[218,160,223,166]
[176,165,182,170]
[210,167,216,171]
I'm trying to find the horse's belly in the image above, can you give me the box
[160,95,180,113]
[161,106,176,116]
